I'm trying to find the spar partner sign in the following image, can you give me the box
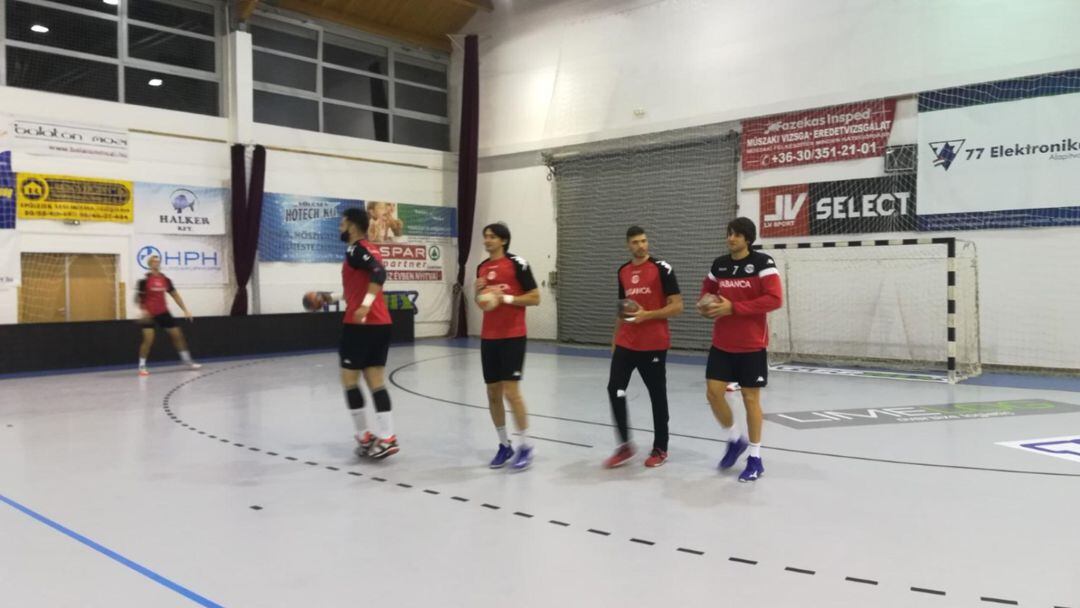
[377,242,445,282]
[741,100,896,171]
[918,90,1080,230]
[759,174,916,237]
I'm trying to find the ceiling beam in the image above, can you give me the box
[275,0,452,52]
[442,0,494,12]
[237,0,261,21]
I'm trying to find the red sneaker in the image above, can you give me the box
[603,443,635,468]
[644,448,668,468]
[354,431,377,457]
[369,435,399,459]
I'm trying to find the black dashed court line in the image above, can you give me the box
[304,461,318,466]
[979,598,1018,606]
[160,360,1054,607]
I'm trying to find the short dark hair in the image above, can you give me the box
[483,222,511,251]
[727,217,757,245]
[343,207,369,232]
[626,225,646,240]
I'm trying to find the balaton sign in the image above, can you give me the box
[9,117,129,162]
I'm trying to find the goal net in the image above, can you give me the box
[760,238,979,383]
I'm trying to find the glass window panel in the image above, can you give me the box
[323,68,388,107]
[394,83,447,116]
[128,0,215,35]
[253,51,316,91]
[6,47,118,102]
[125,67,218,116]
[7,1,118,58]
[129,25,215,72]
[323,35,387,74]
[324,103,389,141]
[394,58,446,89]
[393,116,449,151]
[254,90,319,131]
[41,0,117,14]
[250,22,317,58]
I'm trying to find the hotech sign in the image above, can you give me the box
[765,399,1080,429]
[760,174,917,237]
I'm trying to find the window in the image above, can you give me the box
[251,13,449,151]
[1,0,222,116]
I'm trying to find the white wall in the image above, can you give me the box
[0,31,457,336]
[455,0,1080,369]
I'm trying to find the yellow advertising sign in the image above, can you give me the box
[16,173,133,223]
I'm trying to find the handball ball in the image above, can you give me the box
[696,294,719,312]
[302,291,324,311]
[476,290,500,312]
[618,298,641,320]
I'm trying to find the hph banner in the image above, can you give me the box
[132,234,227,286]
[918,91,1080,230]
[741,99,896,171]
[135,182,227,235]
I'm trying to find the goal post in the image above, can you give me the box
[757,237,980,383]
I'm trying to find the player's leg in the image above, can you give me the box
[736,350,768,482]
[603,346,637,468]
[339,325,375,456]
[639,350,670,467]
[161,313,199,369]
[501,337,531,470]
[481,339,514,467]
[360,326,397,459]
[706,347,748,470]
[138,326,154,376]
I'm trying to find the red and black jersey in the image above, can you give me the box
[700,250,783,352]
[136,273,175,316]
[615,258,680,351]
[477,253,538,340]
[343,239,391,326]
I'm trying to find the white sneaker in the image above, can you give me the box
[187,362,202,370]
[138,367,149,377]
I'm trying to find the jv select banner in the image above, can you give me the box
[135,182,227,235]
[918,91,1080,229]
[17,173,133,223]
[759,175,916,237]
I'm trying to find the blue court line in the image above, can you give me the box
[0,492,224,608]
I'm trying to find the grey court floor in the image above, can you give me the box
[1,338,1078,608]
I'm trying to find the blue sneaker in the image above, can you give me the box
[489,443,514,469]
[511,445,533,471]
[719,436,748,470]
[738,456,764,482]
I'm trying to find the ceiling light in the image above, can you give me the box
[148,78,164,87]
[30,24,49,34]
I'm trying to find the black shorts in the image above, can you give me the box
[339,324,392,370]
[481,337,526,384]
[706,347,768,388]
[140,312,176,329]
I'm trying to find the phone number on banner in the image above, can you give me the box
[766,142,880,166]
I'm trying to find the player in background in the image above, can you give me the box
[316,208,399,459]
[604,225,683,468]
[136,254,201,376]
[698,217,782,482]
[475,222,541,471]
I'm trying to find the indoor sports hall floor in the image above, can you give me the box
[1,338,1078,608]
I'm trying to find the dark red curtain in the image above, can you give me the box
[230,144,266,316]
[454,34,479,337]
